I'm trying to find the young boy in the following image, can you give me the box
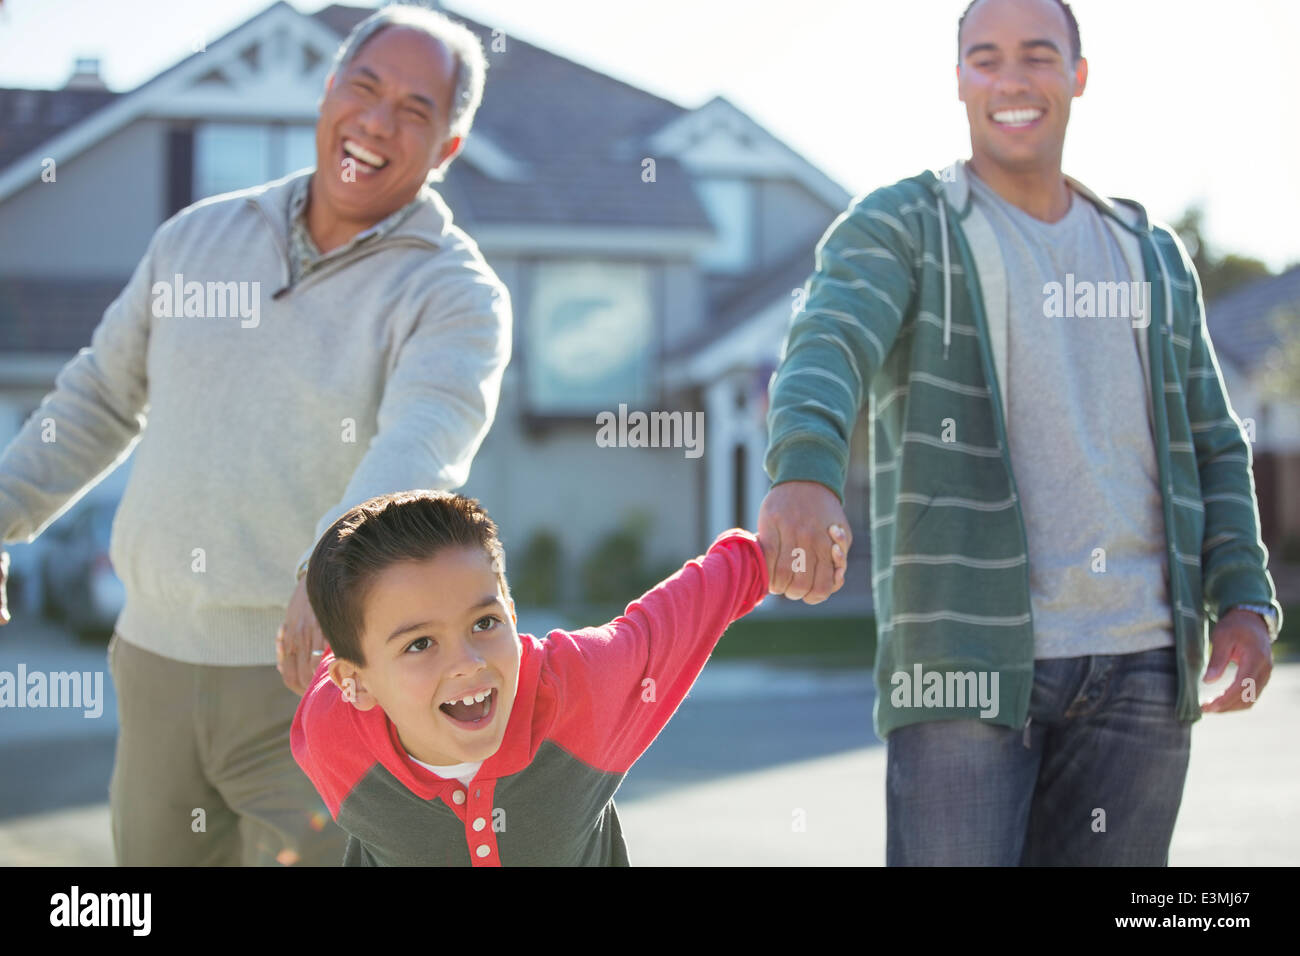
[290,489,847,865]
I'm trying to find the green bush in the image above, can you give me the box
[511,528,563,607]
[580,512,660,606]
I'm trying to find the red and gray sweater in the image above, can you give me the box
[291,529,768,866]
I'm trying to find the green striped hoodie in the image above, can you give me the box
[765,160,1281,739]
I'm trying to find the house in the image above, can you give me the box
[0,2,864,610]
[1204,266,1300,565]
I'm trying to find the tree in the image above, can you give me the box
[1257,306,1300,404]
[1171,205,1272,302]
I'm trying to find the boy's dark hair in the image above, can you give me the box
[958,0,1082,64]
[306,490,510,666]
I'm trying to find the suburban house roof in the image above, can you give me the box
[0,87,119,171]
[669,241,813,361]
[1206,265,1300,375]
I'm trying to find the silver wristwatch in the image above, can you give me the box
[1231,603,1280,641]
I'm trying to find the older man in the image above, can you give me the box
[0,5,511,865]
[759,0,1280,865]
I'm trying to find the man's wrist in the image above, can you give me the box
[1228,603,1279,641]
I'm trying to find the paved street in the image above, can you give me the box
[1,616,1297,866]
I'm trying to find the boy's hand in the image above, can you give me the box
[828,524,847,592]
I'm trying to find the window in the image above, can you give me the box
[284,125,317,175]
[526,261,654,414]
[193,122,317,199]
[694,178,753,273]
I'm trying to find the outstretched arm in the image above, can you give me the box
[0,220,165,625]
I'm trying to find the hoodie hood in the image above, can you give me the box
[920,159,1172,357]
[926,158,1151,231]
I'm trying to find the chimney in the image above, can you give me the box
[65,56,107,91]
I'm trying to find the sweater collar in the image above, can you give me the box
[248,168,456,253]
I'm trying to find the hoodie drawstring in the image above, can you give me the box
[937,197,952,360]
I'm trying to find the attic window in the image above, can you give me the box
[694,177,753,274]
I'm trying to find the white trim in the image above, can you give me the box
[664,294,789,390]
[460,134,531,182]
[704,376,737,542]
[473,224,711,256]
[639,96,849,210]
[0,355,69,385]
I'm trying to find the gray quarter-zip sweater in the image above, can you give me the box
[0,170,512,665]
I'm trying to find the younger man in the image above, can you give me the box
[291,490,847,865]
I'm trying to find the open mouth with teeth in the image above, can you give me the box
[438,687,496,728]
[341,138,389,175]
[990,107,1045,129]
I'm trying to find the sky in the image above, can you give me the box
[1,0,1297,271]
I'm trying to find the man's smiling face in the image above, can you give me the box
[957,0,1086,174]
[330,545,520,768]
[314,25,462,227]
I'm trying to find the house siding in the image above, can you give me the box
[0,118,168,278]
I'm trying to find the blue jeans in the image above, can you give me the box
[886,646,1191,865]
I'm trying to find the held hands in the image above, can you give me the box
[757,480,853,604]
[1201,608,1273,713]
[276,576,329,696]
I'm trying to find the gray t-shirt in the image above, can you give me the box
[967,172,1173,659]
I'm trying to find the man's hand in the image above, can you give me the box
[1201,608,1273,714]
[0,550,10,625]
[276,577,328,696]
[757,480,853,604]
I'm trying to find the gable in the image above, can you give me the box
[0,2,342,202]
[643,95,848,209]
[148,15,338,121]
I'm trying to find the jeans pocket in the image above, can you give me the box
[1116,647,1181,711]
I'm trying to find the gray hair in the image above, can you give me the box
[328,3,487,141]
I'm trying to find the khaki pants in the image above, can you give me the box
[107,632,347,865]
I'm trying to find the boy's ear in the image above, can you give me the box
[328,657,378,710]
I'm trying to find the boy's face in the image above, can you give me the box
[329,545,519,767]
